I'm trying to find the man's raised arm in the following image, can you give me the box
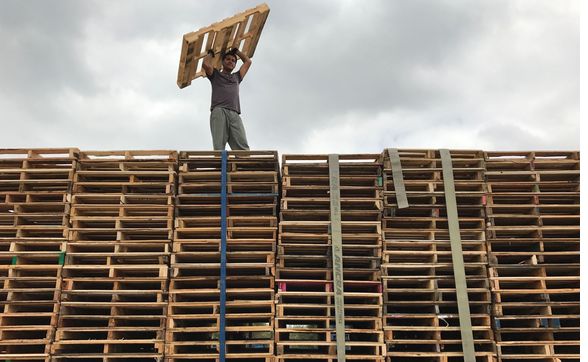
[202,49,214,77]
[234,49,252,80]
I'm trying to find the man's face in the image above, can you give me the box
[222,55,237,71]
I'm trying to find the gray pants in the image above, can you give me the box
[210,107,250,150]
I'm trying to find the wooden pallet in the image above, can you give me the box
[78,150,178,161]
[0,239,66,259]
[0,348,52,361]
[166,343,274,361]
[281,197,383,222]
[167,358,274,362]
[276,325,383,345]
[276,341,385,360]
[77,160,177,172]
[180,171,278,193]
[51,339,165,360]
[484,151,579,169]
[278,359,384,362]
[179,151,279,171]
[177,4,270,88]
[0,148,79,159]
[177,194,278,218]
[171,255,275,277]
[282,155,382,182]
[0,171,74,193]
[385,354,496,362]
[277,288,383,317]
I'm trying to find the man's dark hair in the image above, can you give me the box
[222,50,238,61]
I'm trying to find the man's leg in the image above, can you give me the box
[210,107,229,150]
[227,110,250,150]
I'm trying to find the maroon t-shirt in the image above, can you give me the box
[207,68,242,114]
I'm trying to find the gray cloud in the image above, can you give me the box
[0,0,579,152]
[0,1,96,97]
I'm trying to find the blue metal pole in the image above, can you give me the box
[219,150,228,361]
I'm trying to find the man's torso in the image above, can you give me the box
[208,69,242,114]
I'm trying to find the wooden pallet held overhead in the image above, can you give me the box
[177,3,270,89]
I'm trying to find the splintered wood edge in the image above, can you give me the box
[177,3,270,89]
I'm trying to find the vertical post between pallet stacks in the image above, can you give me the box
[219,150,228,361]
[440,149,476,362]
[328,154,346,362]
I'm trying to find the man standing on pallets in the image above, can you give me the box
[202,48,251,151]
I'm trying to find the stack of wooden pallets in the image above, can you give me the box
[276,154,385,362]
[0,146,581,362]
[167,150,278,362]
[52,150,176,361]
[485,151,580,361]
[381,149,496,361]
[0,148,78,362]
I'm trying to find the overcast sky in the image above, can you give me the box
[0,0,579,153]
